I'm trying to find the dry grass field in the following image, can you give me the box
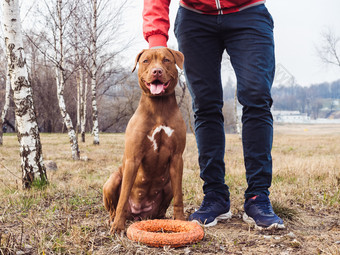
[0,124,339,254]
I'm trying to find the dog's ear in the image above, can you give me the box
[132,50,146,73]
[167,49,184,70]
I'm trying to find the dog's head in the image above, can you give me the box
[132,48,184,96]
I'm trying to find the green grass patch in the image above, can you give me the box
[322,190,340,206]
[11,194,41,212]
[32,176,49,190]
[272,200,298,221]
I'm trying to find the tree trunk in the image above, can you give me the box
[234,87,242,138]
[91,72,99,144]
[91,0,99,145]
[56,0,80,160]
[77,72,80,138]
[80,72,87,143]
[56,68,80,160]
[2,0,48,188]
[75,32,81,140]
[0,70,11,146]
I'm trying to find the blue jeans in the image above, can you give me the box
[174,4,275,200]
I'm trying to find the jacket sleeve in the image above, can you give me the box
[143,0,171,48]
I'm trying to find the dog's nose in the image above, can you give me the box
[152,68,163,77]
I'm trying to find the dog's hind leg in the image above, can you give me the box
[103,169,122,222]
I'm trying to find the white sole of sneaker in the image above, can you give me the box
[242,213,285,230]
[192,211,232,227]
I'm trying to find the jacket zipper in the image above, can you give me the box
[215,0,223,14]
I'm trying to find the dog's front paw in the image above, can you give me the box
[110,219,125,234]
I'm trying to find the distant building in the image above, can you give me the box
[271,110,340,124]
[272,110,310,123]
[235,106,340,124]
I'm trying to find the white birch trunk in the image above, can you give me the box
[80,70,86,142]
[234,87,242,138]
[77,73,80,137]
[56,0,80,160]
[0,70,11,145]
[56,70,79,159]
[91,71,99,144]
[2,0,47,188]
[91,0,99,145]
[75,32,81,139]
[81,75,88,142]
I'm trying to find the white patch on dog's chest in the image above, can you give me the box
[147,125,174,151]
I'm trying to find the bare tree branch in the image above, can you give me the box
[316,28,340,68]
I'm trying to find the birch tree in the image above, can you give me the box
[90,0,99,145]
[234,88,242,137]
[55,0,80,160]
[73,7,87,143]
[2,0,48,188]
[84,0,128,144]
[75,48,87,143]
[75,33,81,139]
[81,75,88,142]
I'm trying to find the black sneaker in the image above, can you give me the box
[189,191,232,227]
[243,194,285,230]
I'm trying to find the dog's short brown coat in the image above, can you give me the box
[103,48,186,233]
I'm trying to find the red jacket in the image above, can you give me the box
[143,0,266,48]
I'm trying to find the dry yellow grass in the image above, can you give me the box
[0,124,339,254]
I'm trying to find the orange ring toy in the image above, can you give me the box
[127,219,204,248]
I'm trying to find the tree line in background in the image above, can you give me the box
[224,79,340,120]
[271,80,340,119]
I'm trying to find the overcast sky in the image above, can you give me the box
[118,0,340,87]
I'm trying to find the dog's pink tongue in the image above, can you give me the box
[150,84,164,95]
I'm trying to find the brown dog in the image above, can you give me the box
[103,48,186,233]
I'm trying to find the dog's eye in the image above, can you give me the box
[143,59,149,64]
[163,58,170,63]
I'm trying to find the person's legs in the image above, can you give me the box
[221,4,284,228]
[175,7,231,226]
